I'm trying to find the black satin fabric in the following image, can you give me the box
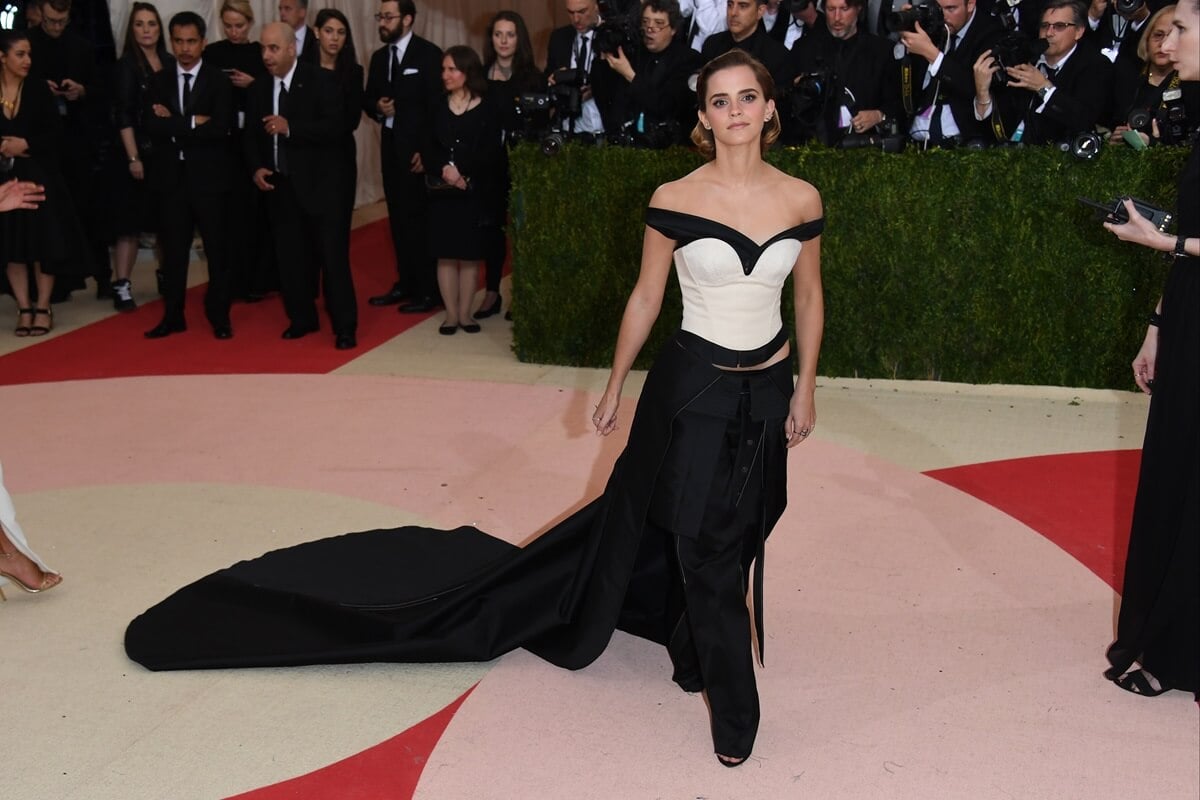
[125,330,793,672]
[1105,137,1199,697]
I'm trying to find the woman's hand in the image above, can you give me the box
[442,163,463,186]
[129,159,144,181]
[1,136,29,158]
[227,69,254,89]
[593,392,620,436]
[784,389,815,448]
[1103,198,1172,251]
[1133,325,1158,394]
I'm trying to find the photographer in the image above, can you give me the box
[781,0,827,48]
[788,0,901,144]
[701,0,795,93]
[602,0,702,145]
[546,0,617,137]
[898,0,1003,146]
[1110,3,1199,146]
[972,0,1112,145]
[1085,0,1164,65]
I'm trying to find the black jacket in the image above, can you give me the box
[790,28,901,143]
[545,24,619,131]
[363,35,444,163]
[901,9,1003,139]
[245,61,342,215]
[702,25,796,95]
[607,39,702,140]
[987,42,1113,145]
[144,61,235,193]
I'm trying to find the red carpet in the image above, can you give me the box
[925,449,1141,592]
[226,687,475,800]
[0,219,433,386]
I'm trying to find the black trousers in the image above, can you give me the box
[264,175,357,336]
[659,381,774,759]
[380,132,434,299]
[158,176,232,328]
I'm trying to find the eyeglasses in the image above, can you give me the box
[1038,21,1077,32]
[641,21,670,32]
[374,13,401,22]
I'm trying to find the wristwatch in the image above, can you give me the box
[1037,84,1052,101]
[1173,235,1188,258]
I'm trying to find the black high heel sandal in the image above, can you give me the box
[29,307,53,337]
[14,307,34,337]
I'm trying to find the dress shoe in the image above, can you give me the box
[334,333,357,350]
[473,295,502,319]
[281,324,319,340]
[438,323,457,335]
[460,322,481,334]
[213,324,233,340]
[95,276,114,300]
[112,279,137,312]
[368,285,410,306]
[398,296,440,313]
[145,320,186,339]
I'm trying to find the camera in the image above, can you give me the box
[1114,0,1145,16]
[593,0,640,56]
[839,118,907,152]
[1157,87,1189,145]
[1062,131,1102,160]
[1127,106,1152,131]
[989,31,1049,87]
[886,0,945,37]
[609,119,680,149]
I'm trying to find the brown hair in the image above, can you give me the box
[689,49,781,160]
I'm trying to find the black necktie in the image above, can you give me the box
[275,82,289,173]
[947,33,958,54]
[1042,64,1058,81]
[181,72,193,111]
[389,44,400,83]
[576,35,589,75]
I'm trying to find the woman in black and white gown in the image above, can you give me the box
[126,49,825,767]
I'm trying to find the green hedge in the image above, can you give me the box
[509,144,1186,389]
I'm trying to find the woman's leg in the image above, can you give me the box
[457,260,479,324]
[437,259,460,326]
[0,459,61,595]
[31,264,54,334]
[113,235,138,282]
[7,262,33,334]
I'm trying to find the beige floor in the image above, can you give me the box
[2,208,1194,800]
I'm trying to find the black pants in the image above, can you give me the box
[159,179,232,328]
[265,175,357,336]
[660,386,770,759]
[380,135,434,299]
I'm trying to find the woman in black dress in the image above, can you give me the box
[0,29,87,336]
[475,10,543,321]
[110,2,171,312]
[206,0,272,301]
[1111,4,1199,147]
[425,46,503,335]
[1102,0,1199,700]
[314,9,363,242]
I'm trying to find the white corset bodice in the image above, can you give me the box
[645,208,825,351]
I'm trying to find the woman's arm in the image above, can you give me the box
[1104,198,1199,258]
[785,187,825,448]
[1133,296,1162,395]
[593,211,676,435]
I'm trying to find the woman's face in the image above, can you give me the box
[221,10,251,45]
[132,10,161,50]
[318,18,347,60]
[1162,0,1199,81]
[698,64,774,148]
[491,20,518,61]
[1146,11,1174,69]
[442,54,466,93]
[0,40,32,80]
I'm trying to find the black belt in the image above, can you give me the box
[676,328,789,368]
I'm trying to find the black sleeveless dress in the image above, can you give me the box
[1105,137,1200,698]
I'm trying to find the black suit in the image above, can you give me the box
[363,34,443,300]
[902,10,1003,143]
[1084,1,1168,68]
[607,39,701,142]
[145,60,235,330]
[297,26,320,65]
[986,42,1113,145]
[545,25,619,133]
[702,26,796,99]
[247,62,356,337]
[790,28,901,144]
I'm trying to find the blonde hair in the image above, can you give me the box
[1137,4,1174,63]
[690,49,781,160]
[220,0,254,25]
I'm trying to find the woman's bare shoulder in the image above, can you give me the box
[769,168,823,221]
[648,165,713,210]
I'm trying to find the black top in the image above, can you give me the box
[425,99,504,197]
[484,67,544,137]
[204,40,267,116]
[113,50,174,147]
[790,28,900,143]
[609,39,701,139]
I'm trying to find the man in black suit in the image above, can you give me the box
[362,0,443,312]
[1084,0,1166,66]
[247,22,357,348]
[898,0,1002,145]
[701,0,795,93]
[972,0,1112,144]
[143,12,236,340]
[789,0,901,143]
[278,0,318,64]
[778,0,827,48]
[546,0,619,137]
[601,0,702,143]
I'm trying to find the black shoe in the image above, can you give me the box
[281,324,319,340]
[438,323,458,335]
[112,279,137,312]
[145,319,186,339]
[212,324,233,340]
[368,285,410,306]
[334,333,357,350]
[460,322,481,334]
[398,296,440,313]
[95,276,114,300]
[473,295,502,319]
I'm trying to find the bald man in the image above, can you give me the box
[246,22,357,349]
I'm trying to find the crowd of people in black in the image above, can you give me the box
[0,0,1195,346]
